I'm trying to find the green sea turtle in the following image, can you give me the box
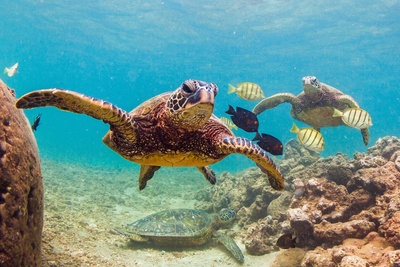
[253,76,370,145]
[15,79,284,190]
[114,208,244,263]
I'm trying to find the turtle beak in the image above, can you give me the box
[185,86,215,109]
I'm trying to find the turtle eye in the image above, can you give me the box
[182,83,193,94]
[311,78,321,89]
[311,77,317,84]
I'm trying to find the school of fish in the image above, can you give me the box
[227,80,372,153]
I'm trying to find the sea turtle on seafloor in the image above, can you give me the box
[253,76,370,146]
[15,79,284,190]
[114,208,244,263]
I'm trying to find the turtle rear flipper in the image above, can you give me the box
[197,166,216,185]
[253,93,298,115]
[214,231,244,263]
[361,128,369,146]
[138,165,161,190]
[219,137,284,190]
[15,89,136,138]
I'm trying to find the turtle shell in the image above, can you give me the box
[125,209,214,246]
[292,83,353,128]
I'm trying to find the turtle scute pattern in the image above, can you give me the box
[116,208,244,263]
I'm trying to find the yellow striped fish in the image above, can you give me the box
[332,108,372,129]
[290,123,324,151]
[220,117,238,130]
[228,82,265,101]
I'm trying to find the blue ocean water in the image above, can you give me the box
[1,0,399,173]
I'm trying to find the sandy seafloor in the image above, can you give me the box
[40,158,279,267]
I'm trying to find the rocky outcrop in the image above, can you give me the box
[0,80,43,266]
[286,136,400,266]
[380,211,400,248]
[194,167,282,226]
[243,215,281,255]
[195,136,400,265]
[300,232,398,267]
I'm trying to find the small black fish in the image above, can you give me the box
[253,132,283,156]
[31,113,42,131]
[225,105,259,133]
[276,233,296,249]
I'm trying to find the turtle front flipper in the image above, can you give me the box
[253,93,298,115]
[219,137,284,190]
[214,231,244,263]
[15,89,136,137]
[337,94,360,108]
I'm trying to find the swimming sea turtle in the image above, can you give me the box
[15,79,284,190]
[114,208,244,263]
[253,76,370,145]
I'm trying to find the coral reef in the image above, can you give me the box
[283,136,400,266]
[0,79,43,266]
[195,136,400,266]
[243,215,281,255]
[194,168,281,226]
[301,232,396,267]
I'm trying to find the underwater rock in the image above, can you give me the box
[284,149,356,188]
[286,137,400,265]
[379,211,400,248]
[353,154,388,169]
[267,190,292,220]
[300,247,336,267]
[244,217,281,255]
[367,136,400,160]
[0,80,43,266]
[349,161,400,195]
[339,255,369,267]
[194,167,286,255]
[195,135,400,259]
[301,232,397,267]
[388,250,400,267]
[288,208,314,233]
[194,168,281,226]
[313,219,376,246]
[391,150,400,172]
[279,139,321,177]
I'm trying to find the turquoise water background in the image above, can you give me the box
[1,1,399,173]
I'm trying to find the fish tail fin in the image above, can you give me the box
[253,132,261,141]
[290,123,299,133]
[225,105,235,115]
[3,67,9,74]
[332,108,343,117]
[228,84,236,94]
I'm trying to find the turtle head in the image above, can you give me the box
[167,80,218,130]
[302,76,321,98]
[216,209,236,228]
